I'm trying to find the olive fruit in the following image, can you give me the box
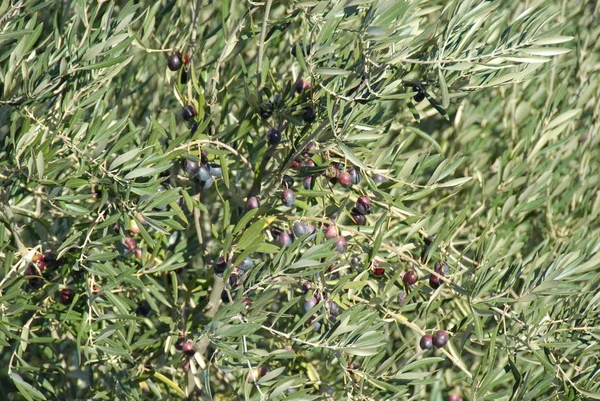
[420,334,433,350]
[246,196,260,210]
[214,257,227,276]
[60,288,73,305]
[267,127,281,145]
[295,79,310,94]
[303,176,314,190]
[338,171,352,188]
[403,270,418,286]
[184,159,200,176]
[324,225,338,240]
[333,236,347,253]
[303,106,316,123]
[281,189,295,207]
[433,330,449,348]
[448,394,463,401]
[413,85,425,102]
[167,52,182,71]
[182,341,195,356]
[293,221,309,237]
[304,296,318,311]
[182,105,197,121]
[372,173,386,183]
[348,167,362,185]
[278,231,293,248]
[259,102,274,119]
[355,196,372,215]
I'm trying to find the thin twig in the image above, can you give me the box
[256,0,273,99]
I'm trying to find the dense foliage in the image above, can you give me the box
[1,0,599,400]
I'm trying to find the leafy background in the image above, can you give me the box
[1,0,599,400]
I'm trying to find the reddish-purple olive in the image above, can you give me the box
[182,340,195,356]
[448,394,463,401]
[433,330,449,348]
[302,281,312,294]
[371,266,385,277]
[404,270,418,286]
[133,248,143,260]
[296,79,310,94]
[334,236,347,253]
[338,171,352,188]
[324,225,338,240]
[355,195,372,215]
[267,127,281,145]
[60,288,73,305]
[124,236,137,251]
[291,158,303,168]
[246,196,260,211]
[183,105,197,121]
[281,189,295,207]
[243,298,252,309]
[167,52,182,71]
[430,273,441,289]
[420,334,433,350]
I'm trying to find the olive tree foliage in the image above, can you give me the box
[1,0,598,400]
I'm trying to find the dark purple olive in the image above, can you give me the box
[183,105,197,121]
[348,167,361,185]
[200,177,214,189]
[413,85,425,102]
[327,300,341,317]
[303,176,314,190]
[198,164,212,182]
[303,106,316,123]
[433,330,449,348]
[208,163,222,177]
[184,159,199,176]
[333,236,347,253]
[278,231,293,247]
[180,68,189,84]
[434,261,450,276]
[281,189,295,206]
[291,43,311,57]
[136,300,151,317]
[281,174,294,189]
[259,102,274,119]
[237,256,254,271]
[338,171,352,188]
[267,127,281,145]
[246,196,260,210]
[355,195,372,215]
[167,52,182,71]
[293,221,309,237]
[295,79,310,94]
[372,173,386,183]
[124,236,137,251]
[420,334,433,350]
[403,270,418,286]
[302,281,312,293]
[214,257,227,276]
